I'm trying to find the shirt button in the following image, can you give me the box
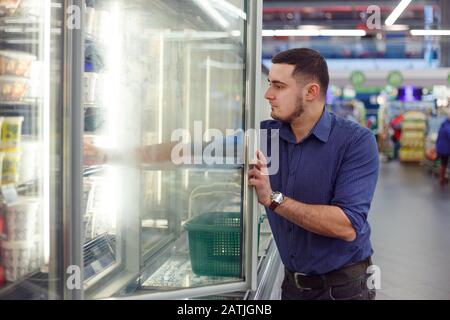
[290,255,295,259]
[288,227,293,232]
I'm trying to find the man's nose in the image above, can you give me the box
[264,88,274,100]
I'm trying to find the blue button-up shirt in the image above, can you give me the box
[261,108,379,275]
[436,118,450,156]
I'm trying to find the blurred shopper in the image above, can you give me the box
[436,111,450,186]
[249,48,379,300]
[390,113,404,160]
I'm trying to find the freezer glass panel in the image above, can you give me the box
[82,0,247,298]
[0,0,64,299]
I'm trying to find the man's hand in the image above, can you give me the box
[248,150,272,207]
[83,142,107,166]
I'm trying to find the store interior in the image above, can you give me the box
[0,0,449,300]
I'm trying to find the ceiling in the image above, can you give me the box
[262,0,441,30]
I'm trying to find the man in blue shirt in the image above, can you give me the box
[436,111,450,186]
[248,48,379,300]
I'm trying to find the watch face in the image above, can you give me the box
[272,192,283,203]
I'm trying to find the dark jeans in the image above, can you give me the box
[440,155,449,168]
[281,271,376,300]
[392,137,401,160]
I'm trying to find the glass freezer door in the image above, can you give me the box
[81,0,261,299]
[0,0,65,299]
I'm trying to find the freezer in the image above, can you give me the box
[78,0,262,300]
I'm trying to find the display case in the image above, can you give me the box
[400,111,427,162]
[0,0,65,299]
[79,0,262,300]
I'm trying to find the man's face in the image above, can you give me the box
[264,63,308,123]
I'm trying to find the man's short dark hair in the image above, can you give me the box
[271,48,329,97]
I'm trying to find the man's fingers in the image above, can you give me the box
[256,149,268,163]
[248,168,263,178]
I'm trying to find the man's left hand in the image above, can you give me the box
[248,150,272,207]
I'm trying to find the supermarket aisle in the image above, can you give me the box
[369,160,450,300]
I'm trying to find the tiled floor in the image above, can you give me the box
[369,160,450,300]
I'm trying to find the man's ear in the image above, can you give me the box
[305,83,321,101]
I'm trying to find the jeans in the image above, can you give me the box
[281,272,376,300]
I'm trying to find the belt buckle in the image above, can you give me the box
[293,272,312,291]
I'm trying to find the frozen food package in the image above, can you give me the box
[0,76,29,101]
[1,116,24,152]
[0,50,36,77]
[12,0,39,17]
[18,139,39,184]
[1,152,21,185]
[85,7,96,36]
[1,240,32,282]
[4,198,39,242]
[84,72,98,104]
[0,208,5,235]
[0,152,4,185]
[0,0,21,17]
[0,265,5,286]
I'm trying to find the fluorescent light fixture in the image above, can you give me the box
[320,29,366,36]
[193,0,230,29]
[385,0,412,26]
[298,25,323,30]
[262,29,366,37]
[411,29,450,36]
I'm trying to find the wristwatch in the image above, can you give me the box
[269,191,284,210]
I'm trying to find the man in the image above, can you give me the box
[248,48,379,300]
[436,109,450,186]
[389,112,404,160]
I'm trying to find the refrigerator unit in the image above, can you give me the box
[1,0,280,300]
[0,0,65,299]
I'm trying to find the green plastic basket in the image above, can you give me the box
[184,212,242,277]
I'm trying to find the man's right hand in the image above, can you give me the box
[83,142,107,166]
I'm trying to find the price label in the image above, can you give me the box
[1,184,19,206]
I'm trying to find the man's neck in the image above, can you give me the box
[289,103,325,143]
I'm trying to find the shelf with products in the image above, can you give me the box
[0,1,47,294]
[399,111,427,163]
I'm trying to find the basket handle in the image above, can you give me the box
[188,182,241,219]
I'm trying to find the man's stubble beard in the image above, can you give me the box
[272,95,305,123]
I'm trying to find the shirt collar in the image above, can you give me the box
[311,107,332,143]
[279,107,332,144]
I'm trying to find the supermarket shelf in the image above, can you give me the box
[84,103,104,108]
[83,165,105,177]
[0,99,39,106]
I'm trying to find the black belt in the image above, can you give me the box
[285,257,372,291]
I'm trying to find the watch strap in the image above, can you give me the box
[269,201,279,211]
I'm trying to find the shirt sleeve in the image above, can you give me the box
[331,128,379,236]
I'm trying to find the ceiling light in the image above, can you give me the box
[385,0,412,26]
[262,29,320,37]
[320,29,366,36]
[410,30,450,36]
[262,29,366,37]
